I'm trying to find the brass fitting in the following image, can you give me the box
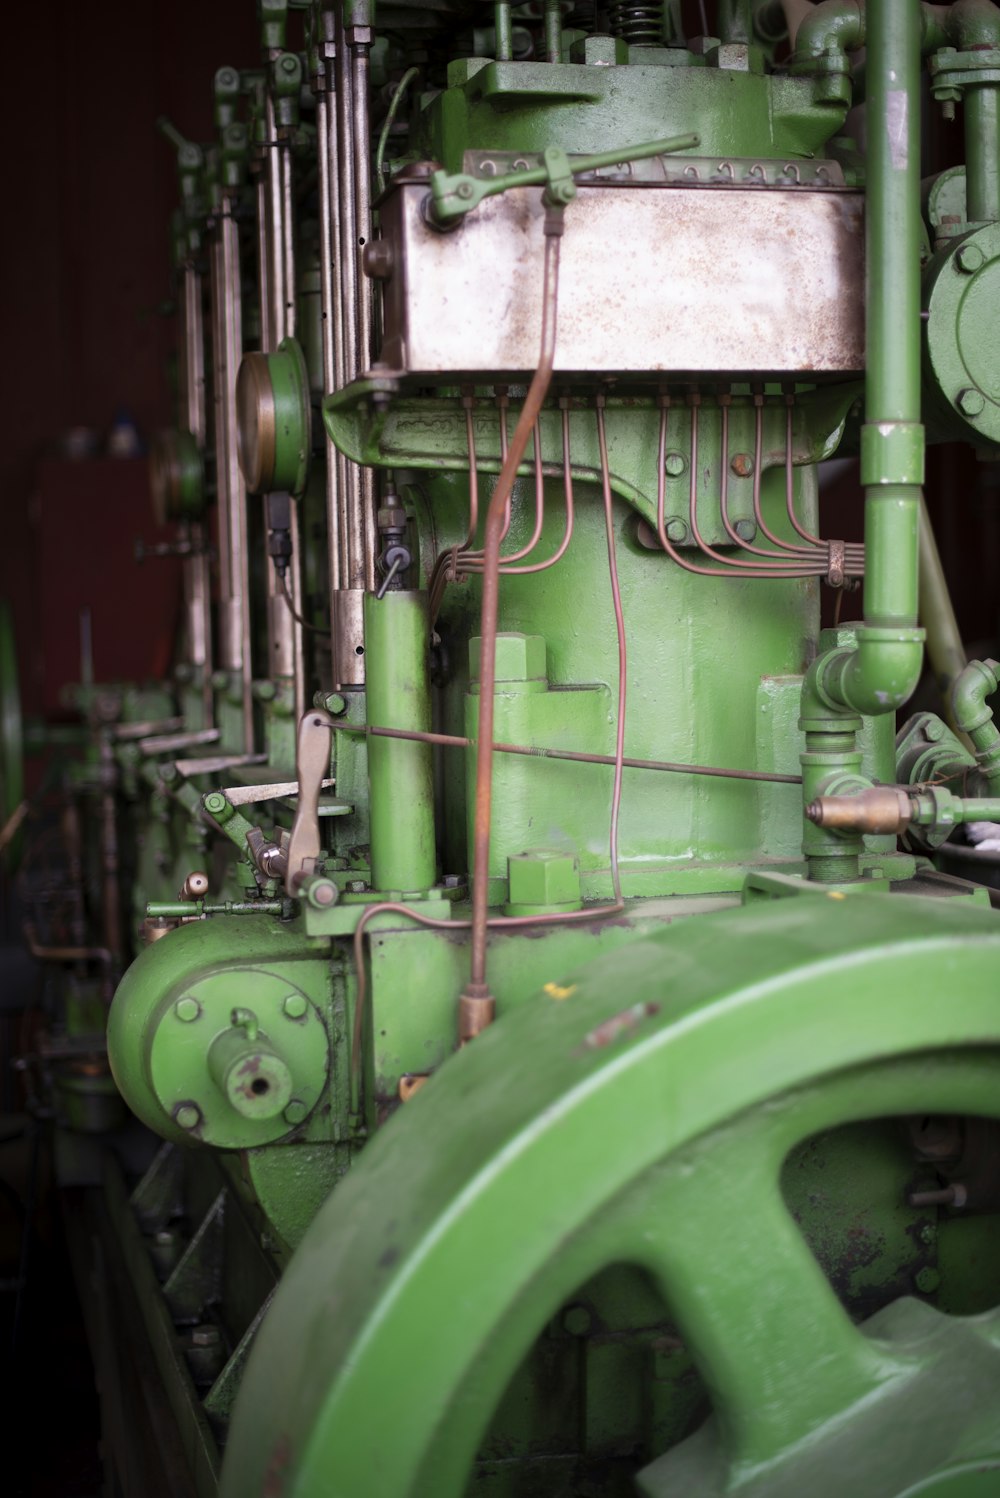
[805,786,913,835]
[458,984,496,1044]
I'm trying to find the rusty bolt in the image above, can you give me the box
[730,452,754,477]
[957,242,985,273]
[175,1103,202,1131]
[664,451,686,477]
[284,1099,308,1126]
[957,387,986,417]
[175,995,201,1023]
[283,993,308,1020]
[362,240,394,280]
[665,518,688,544]
[734,519,757,543]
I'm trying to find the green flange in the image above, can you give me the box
[108,915,332,1150]
[149,427,206,524]
[236,336,312,497]
[223,895,1000,1497]
[925,221,1000,444]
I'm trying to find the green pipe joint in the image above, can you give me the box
[804,627,925,720]
[951,658,1000,781]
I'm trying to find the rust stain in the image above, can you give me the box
[578,1001,660,1053]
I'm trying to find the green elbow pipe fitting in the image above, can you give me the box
[810,629,925,719]
[794,0,865,59]
[951,658,1000,780]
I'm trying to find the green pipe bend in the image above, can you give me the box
[809,628,925,719]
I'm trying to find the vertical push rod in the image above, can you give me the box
[965,84,1000,223]
[180,263,213,722]
[211,208,255,750]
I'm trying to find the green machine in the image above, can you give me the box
[16,0,1000,1492]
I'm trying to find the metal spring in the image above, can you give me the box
[606,1,663,44]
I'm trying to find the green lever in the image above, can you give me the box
[427,131,702,227]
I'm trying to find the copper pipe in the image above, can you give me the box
[336,722,802,784]
[596,396,627,902]
[496,401,575,576]
[690,397,824,572]
[654,405,826,580]
[464,225,563,1025]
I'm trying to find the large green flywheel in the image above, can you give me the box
[223,895,1000,1498]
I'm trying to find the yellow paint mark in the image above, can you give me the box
[827,891,847,900]
[544,980,577,1001]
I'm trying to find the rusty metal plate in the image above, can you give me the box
[376,183,864,378]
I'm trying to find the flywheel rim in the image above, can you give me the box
[222,895,1000,1498]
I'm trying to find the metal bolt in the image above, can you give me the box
[919,1223,937,1245]
[456,181,474,200]
[283,993,308,1020]
[924,718,944,742]
[362,241,394,280]
[308,879,338,909]
[283,1099,308,1125]
[175,996,201,1023]
[204,790,229,817]
[734,519,757,542]
[281,54,297,72]
[191,1325,221,1347]
[664,518,688,544]
[175,1103,202,1131]
[915,1266,941,1294]
[664,451,686,477]
[561,1304,593,1337]
[957,387,986,417]
[346,879,368,894]
[730,452,755,477]
[957,242,985,273]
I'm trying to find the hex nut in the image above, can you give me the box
[283,993,308,1020]
[957,243,985,273]
[284,1099,308,1125]
[664,451,687,477]
[915,1266,941,1294]
[469,632,547,685]
[175,1103,202,1130]
[957,387,986,417]
[734,519,758,542]
[665,518,688,544]
[175,996,201,1023]
[508,849,581,907]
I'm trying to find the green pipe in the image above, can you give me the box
[494,1,513,60]
[363,590,436,893]
[965,84,1000,221]
[918,493,967,711]
[794,0,864,58]
[951,658,1000,781]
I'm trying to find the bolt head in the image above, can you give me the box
[175,1103,201,1131]
[283,1099,308,1125]
[957,242,985,273]
[191,1325,221,1347]
[283,993,308,1020]
[730,452,755,478]
[308,879,339,909]
[346,880,368,894]
[734,519,757,543]
[561,1304,593,1337]
[665,518,688,543]
[957,387,986,417]
[915,1266,941,1294]
[175,996,201,1023]
[456,181,474,200]
[664,451,686,477]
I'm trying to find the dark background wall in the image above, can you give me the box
[1,1,257,719]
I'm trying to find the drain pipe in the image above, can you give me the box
[800,0,925,879]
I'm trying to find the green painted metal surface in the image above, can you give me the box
[223,896,1000,1495]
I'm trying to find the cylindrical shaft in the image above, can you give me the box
[965,84,1000,223]
[181,264,206,445]
[363,591,436,892]
[918,493,966,706]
